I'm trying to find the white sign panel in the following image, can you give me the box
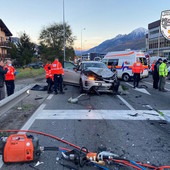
[161,10,170,40]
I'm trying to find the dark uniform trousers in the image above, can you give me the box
[5,80,15,96]
[133,73,140,88]
[53,74,63,93]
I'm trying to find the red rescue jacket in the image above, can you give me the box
[132,62,143,74]
[51,60,64,75]
[5,65,15,81]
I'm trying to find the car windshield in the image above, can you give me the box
[82,62,107,69]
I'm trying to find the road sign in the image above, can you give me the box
[161,10,170,40]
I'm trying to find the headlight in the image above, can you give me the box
[88,76,95,80]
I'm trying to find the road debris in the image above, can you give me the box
[68,94,87,104]
[128,113,138,117]
[34,161,44,167]
[35,95,43,100]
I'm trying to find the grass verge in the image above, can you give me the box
[15,68,45,79]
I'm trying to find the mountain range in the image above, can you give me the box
[78,27,147,55]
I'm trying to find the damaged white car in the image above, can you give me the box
[63,61,120,94]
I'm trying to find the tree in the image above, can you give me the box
[17,33,35,66]
[39,23,76,63]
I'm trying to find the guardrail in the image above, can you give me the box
[0,85,33,117]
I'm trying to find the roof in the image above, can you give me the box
[148,20,160,30]
[0,19,12,36]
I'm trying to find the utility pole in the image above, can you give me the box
[63,0,66,67]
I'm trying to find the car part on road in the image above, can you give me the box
[144,105,170,123]
[0,129,170,170]
[68,94,87,104]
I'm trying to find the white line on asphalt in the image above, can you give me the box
[144,81,170,91]
[125,82,151,95]
[47,94,53,100]
[126,82,133,87]
[21,104,46,130]
[117,95,135,110]
[34,109,165,120]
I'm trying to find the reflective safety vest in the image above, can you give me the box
[51,60,64,75]
[159,63,168,77]
[5,65,15,81]
[132,62,143,74]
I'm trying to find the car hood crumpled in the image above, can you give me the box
[87,67,114,78]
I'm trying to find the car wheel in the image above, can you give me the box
[79,80,84,93]
[122,73,130,82]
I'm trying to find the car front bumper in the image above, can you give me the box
[83,80,113,92]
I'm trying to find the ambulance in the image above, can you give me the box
[102,50,149,81]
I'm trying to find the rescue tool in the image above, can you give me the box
[0,129,170,170]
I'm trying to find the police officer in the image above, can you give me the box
[51,58,64,94]
[153,58,162,89]
[5,60,15,96]
[159,59,168,92]
[132,58,143,88]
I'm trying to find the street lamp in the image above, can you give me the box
[81,28,86,57]
[63,0,66,67]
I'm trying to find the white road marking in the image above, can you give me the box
[47,94,53,100]
[144,81,170,91]
[125,82,151,95]
[117,95,135,110]
[126,82,133,87]
[34,109,164,120]
[166,81,170,85]
[21,104,46,130]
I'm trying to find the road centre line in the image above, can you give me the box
[143,81,170,91]
[117,95,135,110]
[47,94,53,100]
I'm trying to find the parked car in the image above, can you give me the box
[27,62,43,68]
[63,61,120,94]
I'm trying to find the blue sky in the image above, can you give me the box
[1,0,170,50]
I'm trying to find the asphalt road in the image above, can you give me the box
[1,75,170,170]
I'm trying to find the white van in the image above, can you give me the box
[102,50,149,81]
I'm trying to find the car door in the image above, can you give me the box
[63,61,80,85]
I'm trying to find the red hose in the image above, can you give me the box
[0,129,88,152]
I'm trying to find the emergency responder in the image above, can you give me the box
[153,58,162,89]
[132,58,143,88]
[0,59,8,100]
[44,62,53,93]
[51,58,64,94]
[159,59,168,92]
[5,60,15,96]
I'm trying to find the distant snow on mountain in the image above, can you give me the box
[86,27,147,53]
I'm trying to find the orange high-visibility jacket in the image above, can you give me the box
[51,60,64,75]
[132,62,143,74]
[5,65,15,81]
